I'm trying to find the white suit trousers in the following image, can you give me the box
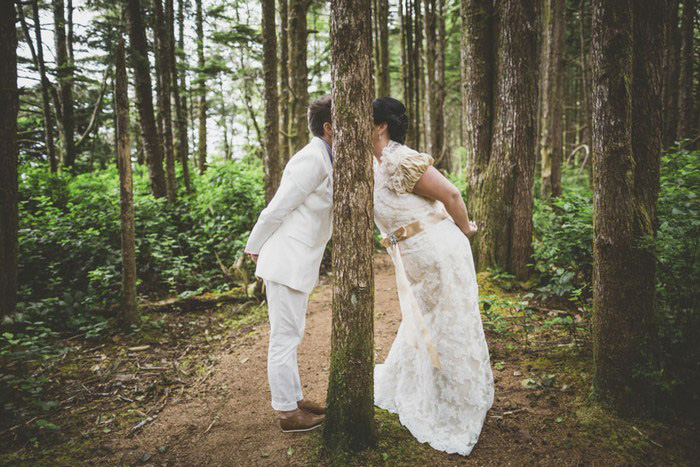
[265,280,309,411]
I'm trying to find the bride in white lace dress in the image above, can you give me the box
[371,97,494,456]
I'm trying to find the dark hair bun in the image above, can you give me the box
[372,97,409,144]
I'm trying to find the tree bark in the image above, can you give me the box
[262,0,281,203]
[0,0,18,318]
[461,0,538,280]
[124,0,168,198]
[591,0,663,415]
[153,0,177,201]
[374,0,390,97]
[115,37,138,326]
[175,0,190,192]
[539,0,565,199]
[288,0,310,154]
[278,0,290,163]
[677,0,695,139]
[425,0,447,170]
[323,0,377,454]
[662,0,680,147]
[52,0,75,169]
[195,0,207,174]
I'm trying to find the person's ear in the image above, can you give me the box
[323,121,333,137]
[379,122,388,136]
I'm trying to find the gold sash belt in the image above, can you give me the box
[381,210,449,369]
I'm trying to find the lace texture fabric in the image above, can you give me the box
[373,140,495,456]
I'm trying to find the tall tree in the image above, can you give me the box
[153,0,177,200]
[323,0,376,454]
[424,0,447,170]
[124,0,168,198]
[373,0,390,98]
[461,0,539,279]
[288,0,310,153]
[175,0,191,192]
[278,0,291,162]
[539,0,565,199]
[591,0,664,414]
[195,0,207,174]
[115,36,138,326]
[0,0,18,317]
[677,0,695,139]
[663,0,681,147]
[52,0,76,169]
[262,0,281,202]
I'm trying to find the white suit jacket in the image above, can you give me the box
[245,137,333,293]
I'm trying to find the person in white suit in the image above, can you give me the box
[245,96,332,433]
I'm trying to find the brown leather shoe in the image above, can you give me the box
[280,410,324,433]
[297,399,326,415]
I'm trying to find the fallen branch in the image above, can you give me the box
[127,415,157,437]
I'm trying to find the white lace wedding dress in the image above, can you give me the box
[373,140,494,456]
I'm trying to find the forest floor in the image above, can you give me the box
[1,253,698,466]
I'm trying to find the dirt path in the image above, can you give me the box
[109,254,400,465]
[108,253,695,466]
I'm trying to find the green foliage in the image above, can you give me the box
[13,160,264,330]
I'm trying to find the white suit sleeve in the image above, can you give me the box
[245,151,326,254]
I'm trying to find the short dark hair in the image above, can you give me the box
[308,95,332,137]
[372,97,409,144]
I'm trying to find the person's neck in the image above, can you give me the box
[374,137,390,161]
[321,135,332,147]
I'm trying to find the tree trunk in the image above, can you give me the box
[52,0,75,169]
[196,0,207,174]
[170,0,190,193]
[262,0,281,203]
[0,0,18,318]
[677,0,695,139]
[278,0,291,163]
[115,37,138,326]
[591,0,663,415]
[176,0,191,191]
[413,0,423,151]
[288,0,310,154]
[374,0,390,97]
[425,0,447,170]
[153,0,177,201]
[23,1,57,172]
[435,0,448,170]
[124,0,168,198]
[539,0,565,199]
[662,0,680,148]
[323,0,376,454]
[461,0,539,280]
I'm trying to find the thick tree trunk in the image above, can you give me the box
[461,0,538,280]
[1,1,18,317]
[52,0,75,169]
[196,0,207,174]
[115,37,138,326]
[278,0,291,162]
[323,0,376,454]
[591,0,663,415]
[175,0,190,192]
[677,0,695,139]
[539,0,565,199]
[124,0,168,198]
[153,0,177,201]
[262,0,281,203]
[288,0,310,154]
[662,0,680,147]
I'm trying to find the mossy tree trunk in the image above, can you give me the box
[662,0,680,147]
[590,0,663,415]
[323,0,377,454]
[539,0,565,199]
[288,0,310,154]
[124,0,167,198]
[0,0,18,318]
[115,37,138,326]
[460,0,539,280]
[262,0,281,203]
[195,0,207,174]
